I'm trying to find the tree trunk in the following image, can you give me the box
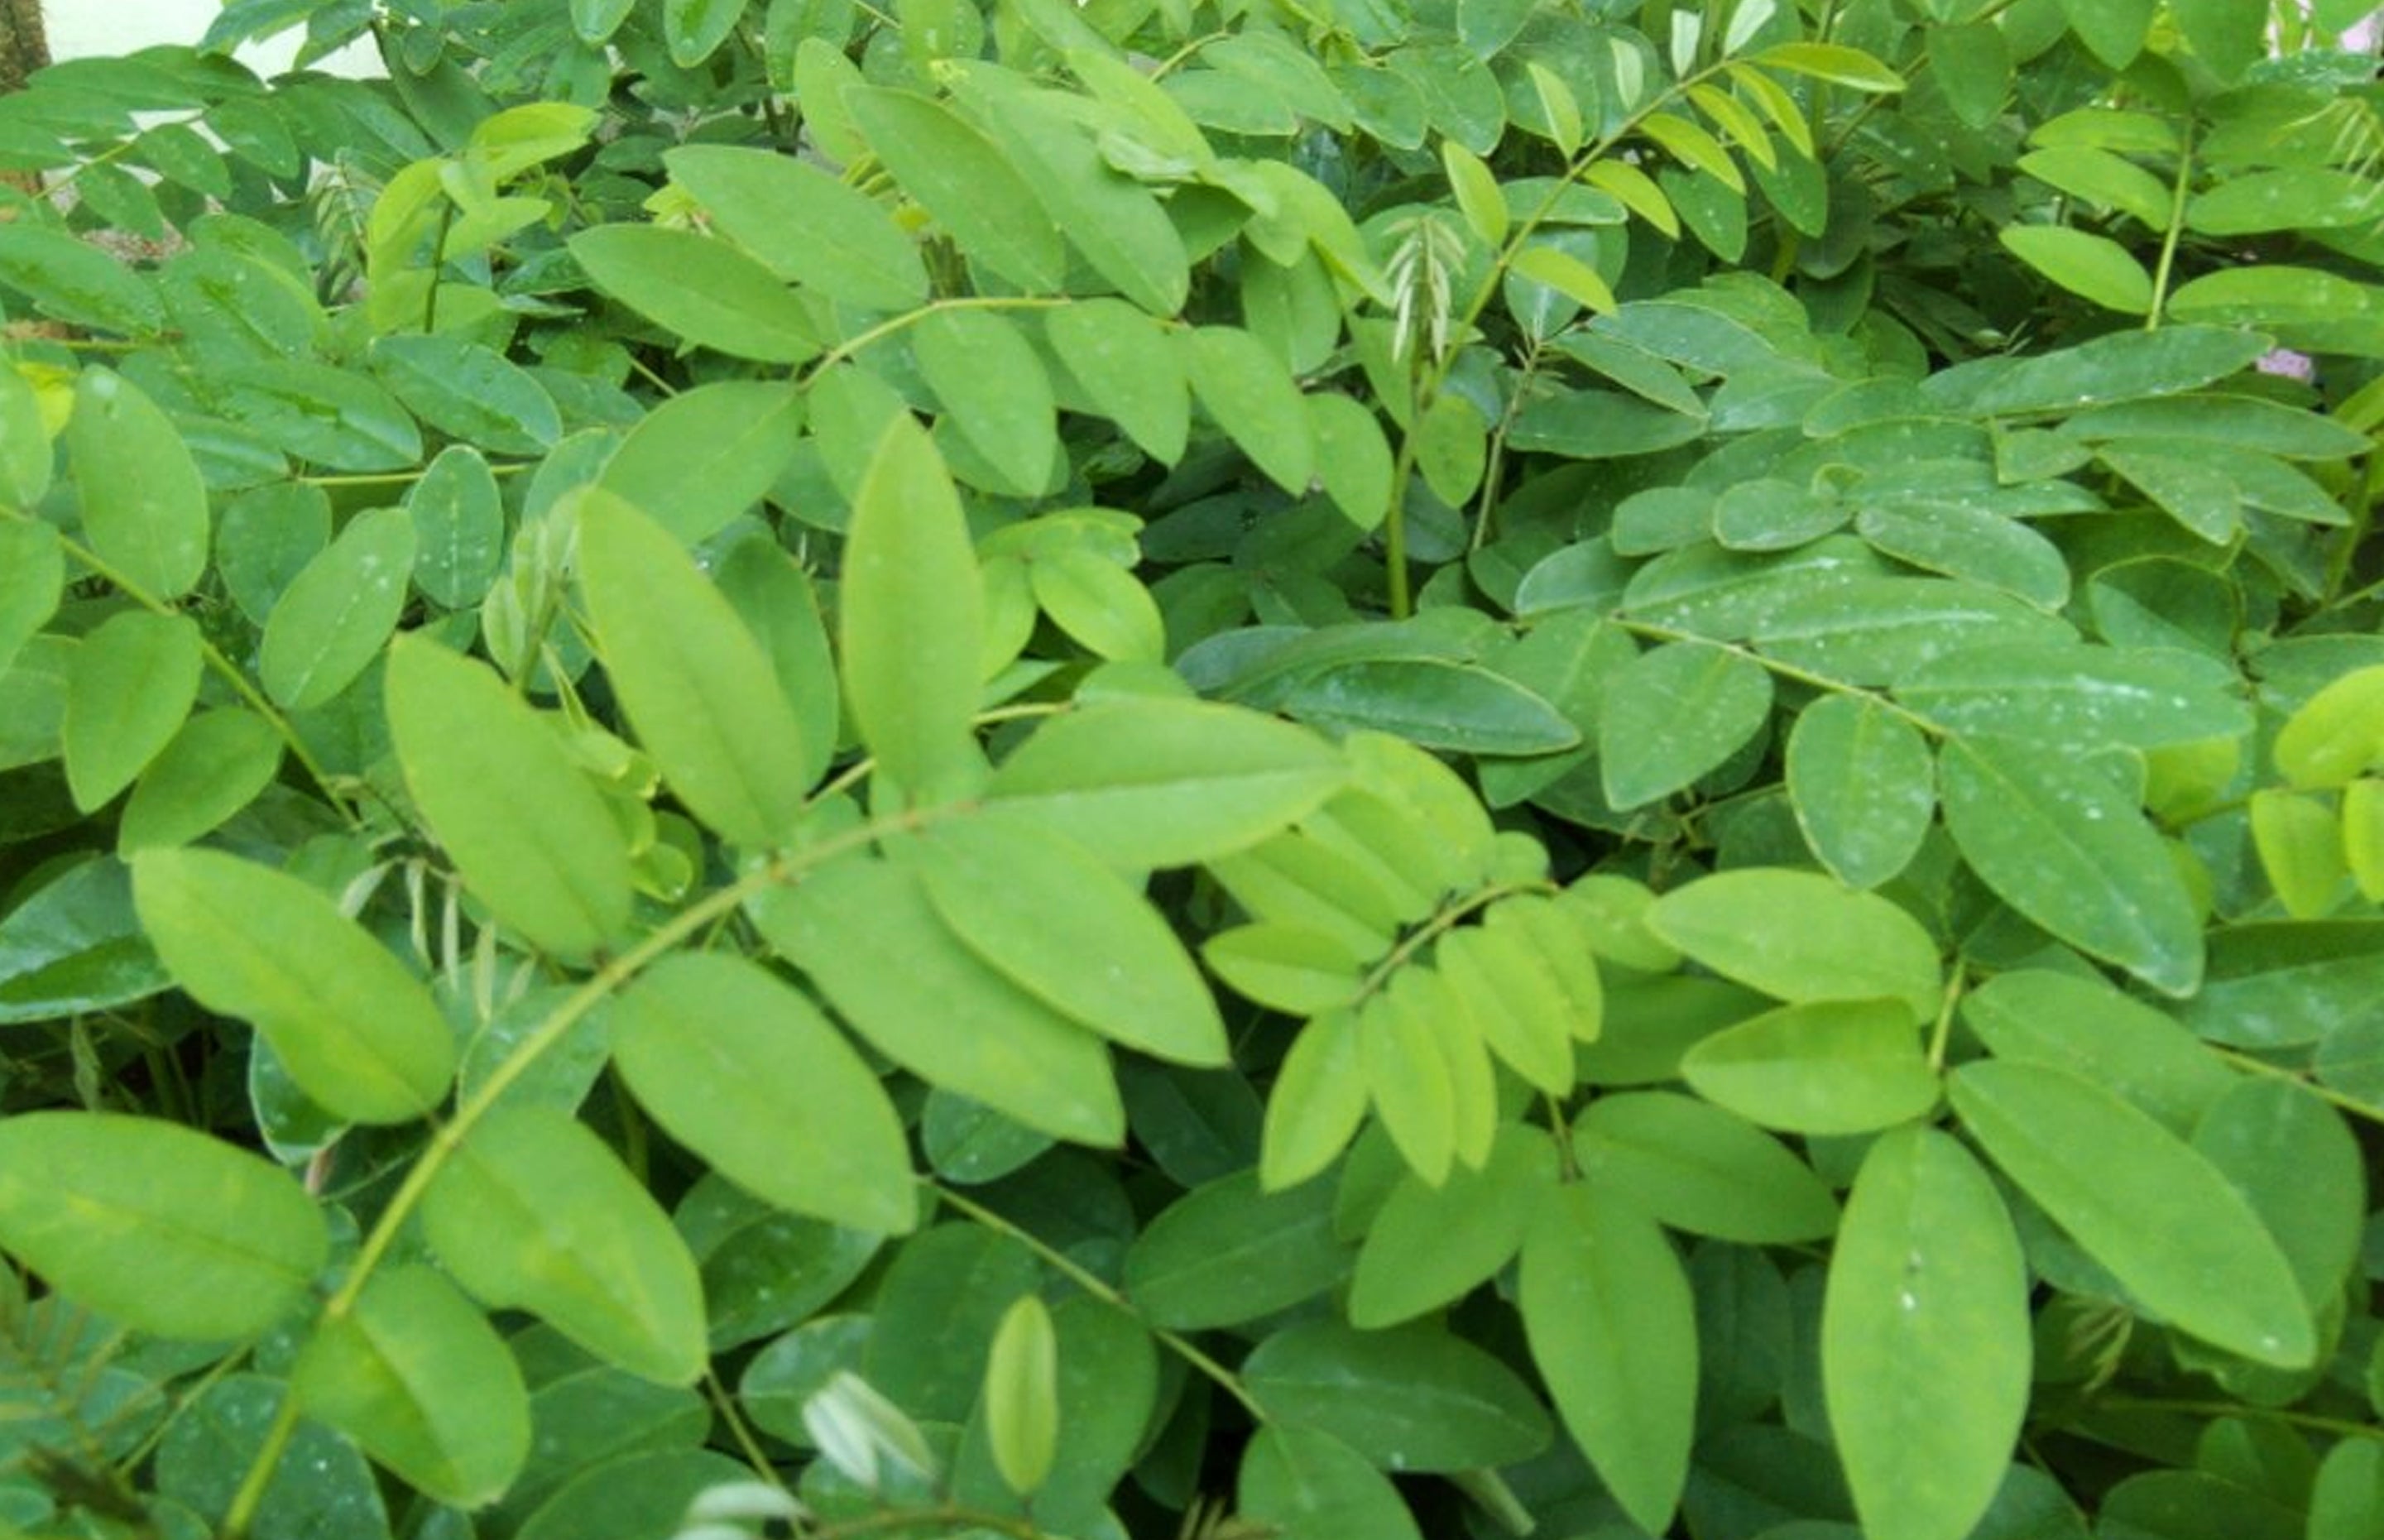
[0,0,46,95]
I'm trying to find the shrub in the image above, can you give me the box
[0,1,2380,1538]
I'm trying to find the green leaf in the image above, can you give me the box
[665,145,927,311]
[0,520,59,684]
[1854,498,2069,609]
[1681,999,1940,1135]
[406,446,506,610]
[1183,325,1314,495]
[1510,388,1708,459]
[1998,227,2153,314]
[846,87,1066,291]
[0,365,53,508]
[1239,1425,1423,1540]
[839,417,985,802]
[135,847,457,1124]
[0,858,169,1024]
[914,309,1057,496]
[1047,300,1190,463]
[1124,1168,1347,1329]
[1959,324,2270,415]
[2252,788,2347,918]
[1646,868,1943,1021]
[1520,1182,1696,1533]
[425,1106,708,1384]
[1441,140,1507,245]
[260,505,414,712]
[1938,736,2202,995]
[577,489,810,849]
[2017,146,2172,228]
[913,814,1228,1065]
[370,334,559,456]
[2097,443,2240,543]
[1259,1010,1371,1191]
[1572,1091,1839,1243]
[1785,695,1935,888]
[596,381,805,546]
[62,609,202,813]
[1930,20,2010,128]
[865,1222,1043,1421]
[986,698,1345,866]
[1281,659,1579,754]
[66,368,209,600]
[1901,642,2247,748]
[0,227,163,334]
[1754,574,2075,684]
[1433,924,1576,1093]
[1349,1124,1557,1327]
[516,1449,752,1540]
[2309,1442,2384,1540]
[1599,639,1772,808]
[119,708,284,851]
[1824,1127,2030,1540]
[2190,1078,2365,1312]
[385,634,634,961]
[1960,969,2232,1135]
[983,1294,1058,1498]
[0,1111,326,1341]
[2170,0,2264,79]
[220,360,422,473]
[1948,1061,2315,1367]
[751,852,1125,1145]
[1030,546,1164,663]
[292,1264,531,1509]
[2055,0,2151,64]
[1242,1320,1552,1472]
[1638,112,1744,193]
[1750,40,1905,90]
[612,952,914,1235]
[572,0,636,41]
[664,0,745,65]
[568,226,818,364]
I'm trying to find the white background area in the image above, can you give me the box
[46,0,378,74]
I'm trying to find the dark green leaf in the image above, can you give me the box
[568,226,819,363]
[1242,1320,1552,1473]
[1124,1169,1347,1329]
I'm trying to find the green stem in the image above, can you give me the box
[2209,1046,2384,1127]
[2143,122,2196,330]
[928,1183,1267,1422]
[2091,1396,2384,1442]
[803,295,1068,381]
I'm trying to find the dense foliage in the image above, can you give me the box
[2,0,2382,1536]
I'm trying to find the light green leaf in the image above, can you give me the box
[385,634,634,961]
[134,847,456,1123]
[424,1106,708,1384]
[1824,1127,2030,1540]
[612,952,914,1235]
[1998,226,2153,314]
[1929,19,2009,128]
[1239,1425,1423,1540]
[119,708,284,852]
[261,506,414,712]
[1241,1320,1552,1473]
[665,145,926,311]
[986,698,1345,867]
[1572,1091,1839,1243]
[568,226,819,363]
[577,489,810,849]
[1048,300,1190,464]
[1349,1124,1557,1327]
[0,365,49,509]
[1938,736,2202,995]
[1960,969,2232,1135]
[1029,546,1164,663]
[1415,391,1489,505]
[292,1264,531,1509]
[2309,1441,2384,1540]
[597,381,805,546]
[1124,1168,1346,1328]
[1600,638,1772,808]
[66,369,209,600]
[2171,0,2264,79]
[62,609,203,812]
[2274,665,2384,789]
[913,814,1228,1065]
[1646,868,1943,1022]
[1183,325,1314,495]
[751,852,1125,1145]
[847,87,1066,291]
[914,309,1058,497]
[1203,924,1365,1015]
[1259,1010,1370,1192]
[1441,141,1507,245]
[1750,40,1904,89]
[1638,112,1744,192]
[2055,0,2151,64]
[983,1294,1058,1498]
[2017,146,2172,228]
[1359,983,1458,1183]
[1680,999,1940,1135]
[0,520,62,679]
[2252,788,2348,918]
[1520,1182,1696,1533]
[1433,923,1575,1092]
[572,0,636,41]
[840,416,985,802]
[1785,694,1935,888]
[0,1111,325,1340]
[407,446,506,610]
[1948,1061,2315,1366]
